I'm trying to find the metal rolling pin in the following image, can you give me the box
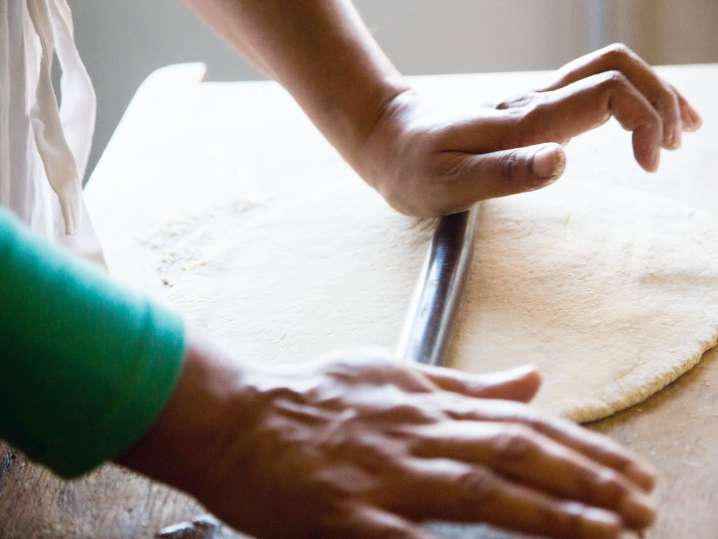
[397,205,480,366]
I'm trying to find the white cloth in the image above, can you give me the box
[0,0,103,263]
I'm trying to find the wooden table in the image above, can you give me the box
[1,64,717,539]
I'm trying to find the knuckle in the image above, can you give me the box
[388,403,435,423]
[457,468,499,505]
[656,87,680,116]
[522,410,550,432]
[602,42,633,62]
[647,104,663,124]
[590,467,627,498]
[600,69,629,90]
[497,149,522,183]
[492,424,535,461]
[257,414,296,452]
[323,355,406,392]
[512,96,547,146]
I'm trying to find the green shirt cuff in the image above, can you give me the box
[0,209,186,478]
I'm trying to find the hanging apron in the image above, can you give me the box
[0,0,104,264]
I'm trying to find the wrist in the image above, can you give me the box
[322,75,411,169]
[347,85,417,192]
[115,331,243,498]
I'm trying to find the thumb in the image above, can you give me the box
[460,143,566,203]
[419,364,542,402]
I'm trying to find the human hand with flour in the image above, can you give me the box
[186,2,701,217]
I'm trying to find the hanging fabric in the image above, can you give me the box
[0,0,104,263]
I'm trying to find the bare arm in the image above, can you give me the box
[182,0,408,167]
[184,1,701,216]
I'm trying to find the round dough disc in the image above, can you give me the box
[142,177,718,423]
[448,181,718,422]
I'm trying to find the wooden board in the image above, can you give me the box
[1,63,717,539]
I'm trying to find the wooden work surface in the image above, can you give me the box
[1,64,717,539]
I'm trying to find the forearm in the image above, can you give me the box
[183,0,409,170]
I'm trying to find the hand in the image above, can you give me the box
[204,351,656,538]
[122,338,657,539]
[355,43,702,216]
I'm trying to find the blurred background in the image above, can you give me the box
[67,0,718,175]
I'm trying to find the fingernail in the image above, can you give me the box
[647,146,660,172]
[689,109,703,129]
[493,365,540,385]
[531,145,565,185]
[626,462,657,492]
[620,494,656,529]
[504,364,536,376]
[483,364,534,384]
[665,129,681,150]
[664,130,675,149]
[653,148,661,171]
[579,507,621,539]
[583,507,621,529]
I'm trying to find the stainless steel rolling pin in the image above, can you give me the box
[397,205,480,366]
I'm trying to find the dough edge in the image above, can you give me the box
[564,332,718,423]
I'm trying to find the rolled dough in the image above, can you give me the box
[141,178,718,423]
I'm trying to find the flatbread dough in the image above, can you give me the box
[141,177,718,423]
[449,181,718,422]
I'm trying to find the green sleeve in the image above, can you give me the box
[0,209,185,478]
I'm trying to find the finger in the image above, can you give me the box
[528,415,658,493]
[393,459,625,539]
[419,364,541,402]
[672,84,703,131]
[434,143,565,211]
[439,398,656,492]
[325,505,437,539]
[519,72,663,172]
[542,43,683,149]
[409,422,654,529]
